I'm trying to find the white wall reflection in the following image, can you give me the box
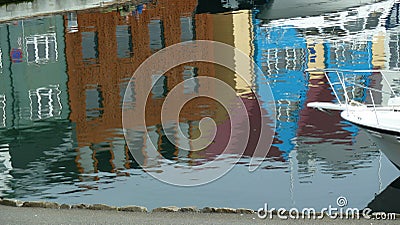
[0,144,12,193]
[0,0,128,22]
[0,94,5,128]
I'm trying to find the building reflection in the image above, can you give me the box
[65,0,206,177]
[253,0,397,178]
[0,16,70,128]
[194,8,280,160]
[0,0,399,199]
[386,1,400,29]
[63,0,280,178]
[0,16,75,196]
[254,22,308,160]
[0,144,11,194]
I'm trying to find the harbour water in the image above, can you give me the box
[0,0,400,212]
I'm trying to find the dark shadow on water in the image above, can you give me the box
[367,176,400,213]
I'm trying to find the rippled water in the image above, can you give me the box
[0,0,400,212]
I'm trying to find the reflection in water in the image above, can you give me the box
[368,176,400,213]
[0,144,11,193]
[0,0,399,211]
[0,0,133,22]
[6,121,78,198]
[367,131,400,170]
[29,85,63,121]
[256,0,388,21]
[196,0,261,14]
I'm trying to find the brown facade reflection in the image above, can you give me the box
[64,0,229,175]
[65,2,280,175]
[65,0,206,147]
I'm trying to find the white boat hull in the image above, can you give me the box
[366,130,400,169]
[341,108,400,136]
[307,102,347,111]
[305,69,400,169]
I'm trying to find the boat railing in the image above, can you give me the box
[306,68,400,124]
[305,68,400,116]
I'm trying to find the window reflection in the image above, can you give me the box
[0,48,3,73]
[148,19,164,52]
[0,94,5,128]
[125,129,146,167]
[176,122,190,159]
[221,0,239,9]
[0,144,12,192]
[151,74,167,99]
[160,122,177,160]
[25,33,58,64]
[81,32,98,61]
[182,66,199,94]
[85,85,104,120]
[180,17,194,42]
[120,77,135,109]
[92,142,114,172]
[116,25,133,58]
[76,146,95,175]
[144,126,161,167]
[389,32,400,69]
[67,12,78,33]
[386,2,399,29]
[29,85,62,121]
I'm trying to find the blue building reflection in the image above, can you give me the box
[253,14,308,159]
[251,2,391,158]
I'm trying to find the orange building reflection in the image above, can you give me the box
[64,1,280,177]
[65,0,224,175]
[65,0,204,145]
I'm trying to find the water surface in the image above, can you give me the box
[0,0,400,211]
